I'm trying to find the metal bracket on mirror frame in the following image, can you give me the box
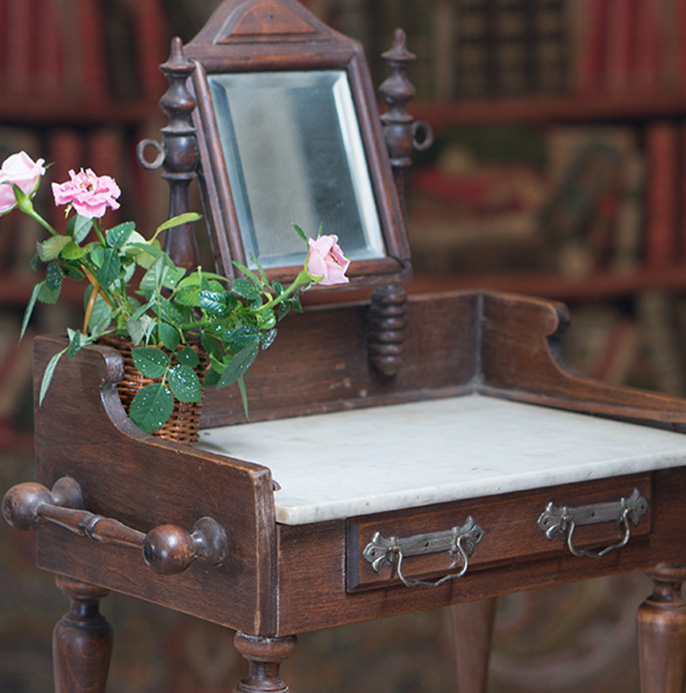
[362,516,484,588]
[537,488,648,558]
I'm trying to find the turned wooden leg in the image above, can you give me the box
[53,576,113,693]
[449,598,497,693]
[233,632,297,693]
[637,563,686,693]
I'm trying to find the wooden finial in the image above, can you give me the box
[137,37,200,271]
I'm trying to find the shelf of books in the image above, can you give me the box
[0,0,170,451]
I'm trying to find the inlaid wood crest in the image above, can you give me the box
[194,0,333,46]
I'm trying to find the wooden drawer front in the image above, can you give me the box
[346,473,652,591]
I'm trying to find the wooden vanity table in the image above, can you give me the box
[3,2,686,692]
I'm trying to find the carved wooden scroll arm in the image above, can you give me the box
[2,476,228,576]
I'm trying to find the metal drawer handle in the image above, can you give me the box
[362,516,484,588]
[2,476,229,575]
[537,488,648,558]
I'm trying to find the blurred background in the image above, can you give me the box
[1,0,684,690]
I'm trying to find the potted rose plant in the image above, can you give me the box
[0,151,350,440]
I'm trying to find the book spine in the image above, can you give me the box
[604,0,637,92]
[47,130,83,232]
[132,0,168,101]
[573,0,610,94]
[5,0,36,96]
[634,0,663,90]
[88,128,124,225]
[38,0,66,96]
[73,0,108,101]
[644,122,678,269]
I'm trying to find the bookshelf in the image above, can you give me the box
[299,0,686,400]
[0,0,170,450]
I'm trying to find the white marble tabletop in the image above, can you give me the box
[198,394,686,525]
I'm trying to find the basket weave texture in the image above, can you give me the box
[99,335,206,444]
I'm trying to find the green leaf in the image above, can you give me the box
[20,282,42,339]
[174,285,201,307]
[250,254,270,286]
[155,211,202,234]
[203,367,221,387]
[232,277,260,302]
[95,247,121,287]
[200,333,222,361]
[260,327,278,350]
[131,346,169,378]
[168,364,202,403]
[38,235,71,261]
[60,241,87,260]
[106,221,135,249]
[162,264,186,290]
[38,281,61,305]
[128,383,174,433]
[198,290,230,317]
[292,223,308,243]
[66,328,90,359]
[216,342,259,389]
[290,293,303,313]
[62,262,85,281]
[45,261,63,290]
[158,297,188,329]
[86,292,112,336]
[237,374,250,420]
[176,346,199,368]
[72,215,93,244]
[89,244,105,267]
[158,322,180,352]
[257,308,276,331]
[278,302,291,321]
[232,261,262,287]
[126,315,154,346]
[225,324,260,352]
[39,347,68,406]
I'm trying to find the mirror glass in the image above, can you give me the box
[208,69,386,269]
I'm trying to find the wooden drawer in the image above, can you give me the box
[346,473,652,591]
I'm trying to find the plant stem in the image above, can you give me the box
[26,207,58,237]
[256,270,310,314]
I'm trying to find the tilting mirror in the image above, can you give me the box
[184,0,411,286]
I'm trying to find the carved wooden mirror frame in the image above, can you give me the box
[182,0,411,287]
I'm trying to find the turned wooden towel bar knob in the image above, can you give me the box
[2,476,228,576]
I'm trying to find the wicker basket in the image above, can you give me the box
[99,335,206,444]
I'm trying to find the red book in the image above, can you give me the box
[675,0,686,90]
[5,0,37,96]
[88,128,124,225]
[48,130,83,231]
[573,0,610,94]
[38,0,67,96]
[132,0,168,101]
[604,0,638,92]
[73,0,108,102]
[644,122,678,269]
[633,0,662,91]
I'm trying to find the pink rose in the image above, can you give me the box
[0,151,46,214]
[52,168,121,219]
[306,234,350,286]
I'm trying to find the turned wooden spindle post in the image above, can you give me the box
[378,28,433,221]
[368,284,408,377]
[637,563,686,693]
[233,632,297,693]
[138,36,200,271]
[53,577,113,693]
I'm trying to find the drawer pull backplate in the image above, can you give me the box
[537,488,648,558]
[362,516,484,588]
